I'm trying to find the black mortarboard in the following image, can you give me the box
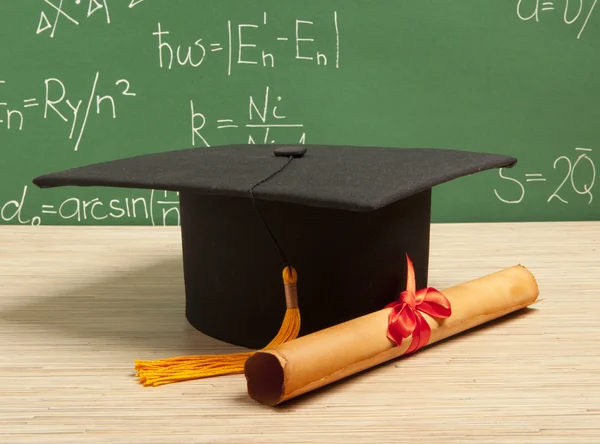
[33,144,516,351]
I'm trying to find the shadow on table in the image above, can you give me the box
[2,253,541,404]
[1,257,249,356]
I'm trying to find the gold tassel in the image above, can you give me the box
[134,266,301,386]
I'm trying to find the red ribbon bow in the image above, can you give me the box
[385,254,452,354]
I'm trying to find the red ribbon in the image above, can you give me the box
[385,254,452,354]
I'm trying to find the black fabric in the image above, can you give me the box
[180,189,432,349]
[33,144,517,212]
[274,145,307,158]
[31,143,517,348]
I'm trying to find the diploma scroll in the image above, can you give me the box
[244,264,539,406]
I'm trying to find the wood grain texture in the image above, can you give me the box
[0,222,598,443]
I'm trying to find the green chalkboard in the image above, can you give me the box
[1,0,599,226]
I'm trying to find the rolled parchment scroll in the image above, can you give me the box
[244,264,539,406]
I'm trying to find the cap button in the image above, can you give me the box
[273,145,307,158]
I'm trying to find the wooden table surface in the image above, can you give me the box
[1,222,599,443]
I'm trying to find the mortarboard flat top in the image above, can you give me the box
[33,144,516,212]
[32,144,517,349]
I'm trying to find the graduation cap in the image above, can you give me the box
[33,144,516,385]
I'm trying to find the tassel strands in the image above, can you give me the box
[134,266,301,386]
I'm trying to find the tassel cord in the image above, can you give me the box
[135,156,301,386]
